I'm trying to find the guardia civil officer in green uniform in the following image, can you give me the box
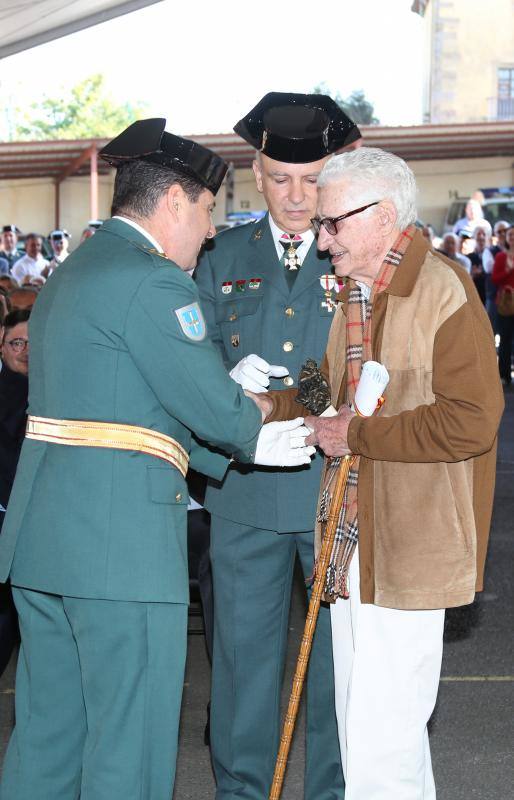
[0,226,23,273]
[0,118,314,800]
[195,93,361,800]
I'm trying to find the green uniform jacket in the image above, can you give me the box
[195,215,336,533]
[0,219,261,602]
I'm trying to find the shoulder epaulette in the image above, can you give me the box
[132,242,173,263]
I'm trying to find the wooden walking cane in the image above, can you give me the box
[268,454,355,800]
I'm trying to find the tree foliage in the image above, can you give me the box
[11,74,147,140]
[313,83,380,125]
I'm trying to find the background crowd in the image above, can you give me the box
[420,205,514,387]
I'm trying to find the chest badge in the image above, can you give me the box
[222,281,233,295]
[236,280,246,293]
[231,333,240,348]
[248,278,261,290]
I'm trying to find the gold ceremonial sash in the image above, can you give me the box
[26,415,189,478]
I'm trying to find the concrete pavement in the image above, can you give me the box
[0,392,513,799]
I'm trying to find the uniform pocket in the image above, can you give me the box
[215,296,262,323]
[147,465,188,505]
[215,296,263,358]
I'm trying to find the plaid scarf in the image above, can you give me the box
[317,226,415,601]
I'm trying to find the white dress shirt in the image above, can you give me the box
[11,254,48,284]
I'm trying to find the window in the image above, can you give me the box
[497,68,514,119]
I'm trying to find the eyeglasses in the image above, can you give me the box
[5,338,29,352]
[311,201,380,235]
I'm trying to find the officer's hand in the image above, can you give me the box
[230,354,289,393]
[254,418,316,467]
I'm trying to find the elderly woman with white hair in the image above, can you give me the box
[264,147,503,800]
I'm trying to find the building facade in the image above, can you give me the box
[413,0,514,123]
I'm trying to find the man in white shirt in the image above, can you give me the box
[11,234,48,285]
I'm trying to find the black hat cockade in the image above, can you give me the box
[234,92,361,164]
[99,118,228,195]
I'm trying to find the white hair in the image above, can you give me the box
[318,147,417,230]
[473,221,492,236]
[443,232,459,245]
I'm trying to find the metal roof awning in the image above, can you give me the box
[0,139,110,180]
[0,0,164,59]
[2,121,514,184]
[194,121,514,165]
[2,121,514,229]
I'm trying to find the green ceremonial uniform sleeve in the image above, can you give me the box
[188,435,230,482]
[124,266,261,459]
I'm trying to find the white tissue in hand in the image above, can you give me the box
[354,361,390,417]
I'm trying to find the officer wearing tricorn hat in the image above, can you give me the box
[195,92,361,799]
[0,225,23,273]
[0,118,313,800]
[42,229,72,278]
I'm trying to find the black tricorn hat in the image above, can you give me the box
[49,229,71,240]
[99,118,228,195]
[234,92,361,163]
[2,225,21,235]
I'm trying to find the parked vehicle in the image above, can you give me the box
[444,187,514,233]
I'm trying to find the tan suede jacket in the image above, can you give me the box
[268,231,504,610]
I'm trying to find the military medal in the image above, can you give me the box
[222,281,232,294]
[280,233,302,271]
[236,280,246,293]
[320,274,336,292]
[284,244,300,270]
[321,299,336,313]
[248,278,261,290]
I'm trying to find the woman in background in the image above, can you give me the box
[492,226,514,386]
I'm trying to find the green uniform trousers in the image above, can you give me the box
[0,588,187,800]
[210,517,344,800]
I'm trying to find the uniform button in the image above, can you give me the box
[285,307,294,317]
[283,376,294,386]
[283,341,294,352]
[175,492,182,502]
[229,313,237,322]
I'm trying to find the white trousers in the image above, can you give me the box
[330,547,445,800]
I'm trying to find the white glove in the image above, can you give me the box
[230,354,289,393]
[254,418,316,467]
